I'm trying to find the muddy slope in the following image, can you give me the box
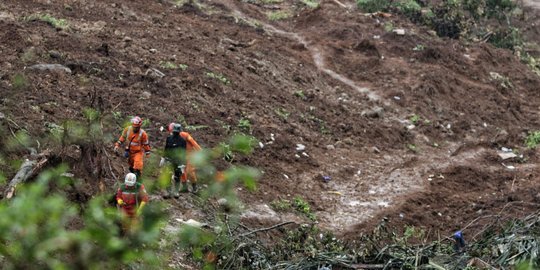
[1,0,539,237]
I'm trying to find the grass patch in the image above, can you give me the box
[11,74,28,90]
[159,61,188,71]
[26,13,69,30]
[266,10,292,21]
[206,72,230,85]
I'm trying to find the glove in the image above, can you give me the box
[159,157,166,167]
[117,199,124,206]
[137,201,146,216]
[114,143,120,153]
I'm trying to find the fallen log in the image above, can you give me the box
[4,159,36,199]
[4,151,51,199]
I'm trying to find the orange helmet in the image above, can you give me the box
[131,116,143,127]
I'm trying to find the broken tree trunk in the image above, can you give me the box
[4,151,51,199]
[4,159,36,199]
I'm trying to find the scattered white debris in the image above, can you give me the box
[446,123,452,129]
[258,142,264,148]
[301,152,309,157]
[407,124,415,130]
[483,122,488,127]
[393,29,405,35]
[393,96,401,100]
[502,163,516,170]
[295,154,300,159]
[270,133,275,141]
[326,145,335,150]
[377,201,389,207]
[373,35,381,39]
[283,174,289,179]
[368,190,376,195]
[438,212,443,216]
[149,48,157,53]
[501,147,512,152]
[498,152,517,160]
[399,213,404,219]
[296,144,306,151]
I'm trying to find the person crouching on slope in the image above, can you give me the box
[116,173,149,233]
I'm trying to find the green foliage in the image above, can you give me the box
[525,131,540,149]
[206,72,230,85]
[410,114,420,125]
[407,143,418,152]
[293,196,316,221]
[11,73,28,90]
[489,27,523,50]
[301,0,319,9]
[159,61,188,71]
[26,13,69,30]
[270,199,292,211]
[266,10,292,21]
[394,0,422,17]
[356,0,391,13]
[293,90,306,99]
[413,44,425,51]
[0,166,164,269]
[274,108,290,120]
[237,118,252,134]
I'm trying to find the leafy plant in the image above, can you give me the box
[525,131,540,148]
[410,114,420,125]
[237,118,252,133]
[293,196,316,221]
[266,10,292,21]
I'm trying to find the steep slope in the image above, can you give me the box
[0,0,539,238]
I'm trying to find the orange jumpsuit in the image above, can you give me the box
[179,132,201,183]
[115,126,151,172]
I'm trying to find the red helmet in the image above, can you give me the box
[131,116,143,127]
[167,122,175,133]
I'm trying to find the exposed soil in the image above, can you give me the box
[1,0,540,250]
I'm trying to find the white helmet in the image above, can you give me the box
[125,173,137,186]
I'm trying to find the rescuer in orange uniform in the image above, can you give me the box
[114,116,151,179]
[160,122,202,193]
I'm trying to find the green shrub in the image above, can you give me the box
[525,131,540,148]
[356,0,391,13]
